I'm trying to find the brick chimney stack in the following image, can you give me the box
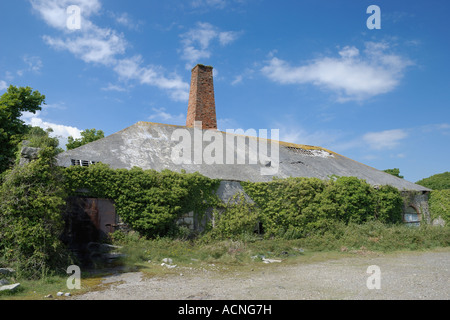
[186,64,217,130]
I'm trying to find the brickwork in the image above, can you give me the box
[186,64,217,130]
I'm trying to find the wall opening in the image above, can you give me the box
[403,205,421,227]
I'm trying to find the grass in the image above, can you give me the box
[2,221,449,300]
[112,221,449,271]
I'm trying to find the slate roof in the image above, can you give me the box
[57,121,430,191]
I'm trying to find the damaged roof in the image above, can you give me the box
[57,121,430,192]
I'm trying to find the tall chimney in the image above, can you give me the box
[186,64,217,130]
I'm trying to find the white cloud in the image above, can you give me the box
[0,80,7,91]
[261,42,413,102]
[43,26,127,65]
[113,56,189,101]
[270,120,343,149]
[362,129,408,150]
[31,0,189,102]
[101,83,128,92]
[191,0,227,10]
[231,75,243,86]
[148,107,185,125]
[23,55,43,73]
[180,22,240,68]
[21,110,82,148]
[110,12,144,31]
[30,0,101,30]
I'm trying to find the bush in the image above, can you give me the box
[242,176,403,239]
[429,189,450,223]
[210,193,260,239]
[416,172,450,190]
[64,164,221,238]
[295,221,450,252]
[0,146,74,279]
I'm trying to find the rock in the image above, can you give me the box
[45,294,53,299]
[262,258,282,264]
[0,279,9,286]
[20,146,40,159]
[162,258,173,264]
[0,283,20,292]
[432,216,446,227]
[0,268,15,276]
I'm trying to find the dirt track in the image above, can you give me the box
[72,248,450,300]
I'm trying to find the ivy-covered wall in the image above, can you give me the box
[63,164,433,240]
[240,176,404,239]
[64,163,221,238]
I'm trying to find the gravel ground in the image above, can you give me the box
[72,248,450,300]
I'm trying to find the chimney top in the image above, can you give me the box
[186,64,217,130]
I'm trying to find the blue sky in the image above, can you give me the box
[0,0,449,182]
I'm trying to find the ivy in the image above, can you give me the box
[429,189,450,223]
[63,164,221,238]
[241,176,403,239]
[0,146,73,279]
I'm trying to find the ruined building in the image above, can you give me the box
[57,64,431,242]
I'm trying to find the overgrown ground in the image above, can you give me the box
[2,221,448,300]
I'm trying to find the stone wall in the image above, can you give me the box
[401,191,431,225]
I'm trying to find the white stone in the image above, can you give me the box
[0,283,20,292]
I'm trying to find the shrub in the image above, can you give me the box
[429,189,450,223]
[0,146,73,279]
[242,176,403,239]
[210,193,260,239]
[416,172,450,190]
[64,164,221,238]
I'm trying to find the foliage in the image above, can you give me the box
[0,143,73,279]
[383,168,404,179]
[294,220,450,252]
[416,172,450,190]
[209,193,260,239]
[0,85,45,173]
[241,176,404,239]
[66,128,105,150]
[428,189,450,223]
[15,127,63,163]
[64,164,221,238]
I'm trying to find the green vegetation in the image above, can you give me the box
[64,164,222,238]
[429,189,450,223]
[0,86,448,297]
[416,172,450,190]
[0,85,45,174]
[0,129,74,279]
[383,168,404,179]
[241,176,403,239]
[66,128,105,150]
[415,171,450,224]
[110,221,449,272]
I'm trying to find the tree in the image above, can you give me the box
[66,128,105,150]
[0,129,73,279]
[17,127,64,158]
[0,85,45,173]
[416,172,450,190]
[383,168,404,179]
